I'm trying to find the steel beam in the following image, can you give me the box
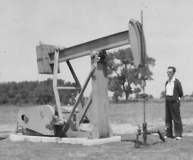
[49,31,130,63]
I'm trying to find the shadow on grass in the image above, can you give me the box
[0,134,9,140]
[122,139,162,145]
[118,133,166,148]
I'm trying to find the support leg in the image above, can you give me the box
[91,51,113,139]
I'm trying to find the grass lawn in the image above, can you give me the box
[0,101,193,160]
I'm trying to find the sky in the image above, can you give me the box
[0,0,193,98]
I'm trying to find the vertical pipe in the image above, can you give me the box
[141,10,146,124]
[141,10,147,144]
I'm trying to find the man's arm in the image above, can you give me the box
[177,80,183,98]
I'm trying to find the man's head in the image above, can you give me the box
[167,66,176,79]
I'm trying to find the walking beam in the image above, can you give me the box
[50,31,129,63]
[36,30,130,74]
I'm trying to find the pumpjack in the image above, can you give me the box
[14,11,165,146]
[16,20,135,140]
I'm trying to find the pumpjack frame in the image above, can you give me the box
[35,29,131,139]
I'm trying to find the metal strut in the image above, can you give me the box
[52,48,98,137]
[53,48,64,122]
[60,64,97,137]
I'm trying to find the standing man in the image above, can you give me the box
[165,66,183,140]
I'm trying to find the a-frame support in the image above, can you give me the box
[52,48,113,139]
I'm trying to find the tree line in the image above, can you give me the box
[0,79,78,106]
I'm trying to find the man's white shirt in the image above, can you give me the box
[166,77,175,96]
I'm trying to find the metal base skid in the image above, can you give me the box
[10,134,121,146]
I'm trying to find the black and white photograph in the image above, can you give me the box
[0,0,193,159]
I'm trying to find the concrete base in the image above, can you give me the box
[9,134,121,146]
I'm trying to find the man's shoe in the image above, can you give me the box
[175,137,182,140]
[164,136,175,139]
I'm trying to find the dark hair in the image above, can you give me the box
[168,66,176,74]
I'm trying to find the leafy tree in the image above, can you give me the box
[148,95,154,99]
[189,92,193,98]
[107,47,155,102]
[0,79,78,106]
[33,83,54,105]
[160,91,166,98]
[57,80,78,105]
[133,87,141,99]
[112,91,123,103]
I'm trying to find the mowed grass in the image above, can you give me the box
[109,102,165,124]
[1,101,193,126]
[0,105,20,125]
[109,101,193,125]
[1,137,193,160]
[1,102,193,160]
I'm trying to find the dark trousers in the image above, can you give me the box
[165,99,183,137]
